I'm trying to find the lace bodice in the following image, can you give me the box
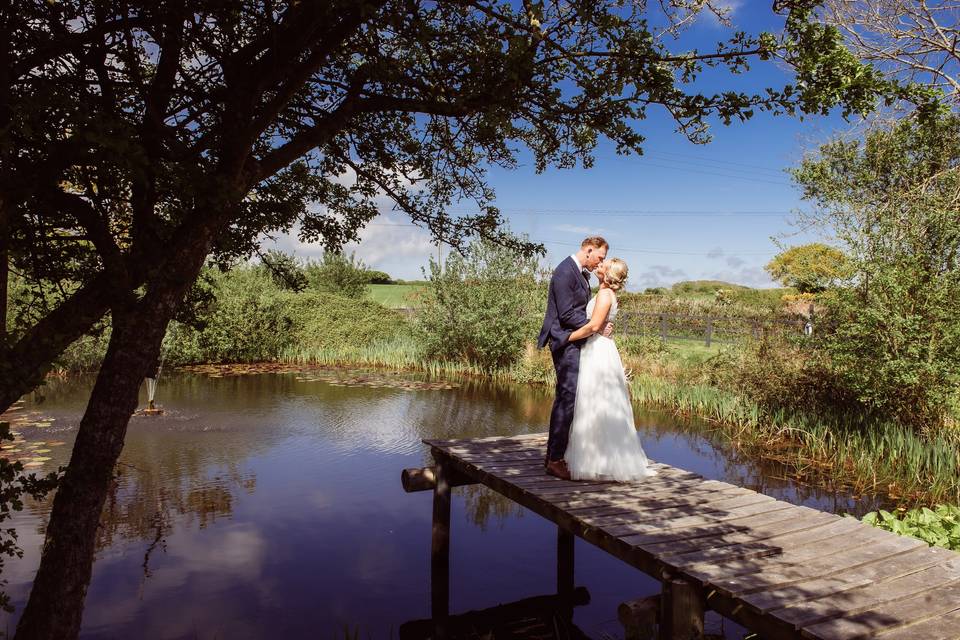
[586,290,618,323]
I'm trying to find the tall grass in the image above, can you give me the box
[628,373,960,503]
[280,335,521,382]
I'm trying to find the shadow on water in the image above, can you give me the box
[0,369,892,639]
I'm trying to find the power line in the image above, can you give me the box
[623,158,792,186]
[359,224,777,256]
[540,239,775,257]
[447,208,792,217]
[643,148,791,176]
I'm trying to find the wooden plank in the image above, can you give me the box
[556,488,754,525]
[714,531,930,598]
[775,561,960,629]
[870,604,960,640]
[667,517,862,569]
[596,492,776,527]
[635,508,836,556]
[741,544,952,615]
[575,483,756,511]
[601,498,795,539]
[685,521,896,584]
[802,578,960,640]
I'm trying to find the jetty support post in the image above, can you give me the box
[431,459,452,640]
[557,527,575,621]
[659,573,705,640]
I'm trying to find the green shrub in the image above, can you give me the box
[304,252,369,298]
[287,291,411,351]
[163,266,410,365]
[417,239,545,371]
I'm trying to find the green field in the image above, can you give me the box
[366,284,426,308]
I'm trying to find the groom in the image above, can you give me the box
[537,236,610,480]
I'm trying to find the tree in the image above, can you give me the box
[820,0,960,107]
[765,243,851,293]
[793,113,960,429]
[0,2,928,637]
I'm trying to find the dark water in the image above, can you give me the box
[0,370,885,639]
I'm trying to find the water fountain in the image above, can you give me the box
[141,358,165,416]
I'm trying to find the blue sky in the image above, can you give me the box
[265,3,851,290]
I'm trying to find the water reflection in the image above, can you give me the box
[0,369,889,639]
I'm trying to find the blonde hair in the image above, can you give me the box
[604,258,628,292]
[581,236,609,250]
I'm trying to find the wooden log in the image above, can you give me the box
[660,575,705,640]
[619,595,659,640]
[399,588,591,640]
[401,466,476,493]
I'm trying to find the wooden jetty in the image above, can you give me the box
[402,433,960,640]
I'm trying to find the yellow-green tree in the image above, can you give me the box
[765,243,851,293]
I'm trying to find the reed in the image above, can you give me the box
[628,373,960,503]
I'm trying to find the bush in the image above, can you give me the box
[363,269,394,285]
[417,239,545,371]
[164,268,295,364]
[163,266,410,365]
[304,251,369,298]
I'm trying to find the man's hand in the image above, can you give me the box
[601,322,614,338]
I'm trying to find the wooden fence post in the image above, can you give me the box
[704,318,713,347]
[659,314,668,341]
[431,459,452,640]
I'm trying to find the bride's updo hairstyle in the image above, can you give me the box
[604,259,628,292]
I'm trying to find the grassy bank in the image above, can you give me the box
[32,265,960,506]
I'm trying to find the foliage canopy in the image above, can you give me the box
[765,243,851,293]
[793,114,960,428]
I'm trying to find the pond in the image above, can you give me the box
[0,368,887,639]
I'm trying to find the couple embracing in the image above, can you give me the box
[537,237,657,482]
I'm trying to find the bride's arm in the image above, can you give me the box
[567,290,614,342]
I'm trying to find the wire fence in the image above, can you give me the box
[616,312,811,346]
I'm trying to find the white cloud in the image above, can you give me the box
[259,215,436,279]
[725,255,746,268]
[698,0,743,27]
[702,264,774,287]
[344,220,436,267]
[635,264,689,288]
[706,246,725,259]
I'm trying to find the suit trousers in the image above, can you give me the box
[547,341,580,461]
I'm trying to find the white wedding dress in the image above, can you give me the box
[565,292,657,482]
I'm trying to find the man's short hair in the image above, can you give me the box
[581,236,609,250]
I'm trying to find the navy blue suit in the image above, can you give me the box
[537,256,590,461]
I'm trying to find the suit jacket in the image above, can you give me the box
[537,256,590,351]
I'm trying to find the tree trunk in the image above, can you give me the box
[13,303,169,639]
[14,249,207,639]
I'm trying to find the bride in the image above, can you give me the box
[564,259,657,482]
